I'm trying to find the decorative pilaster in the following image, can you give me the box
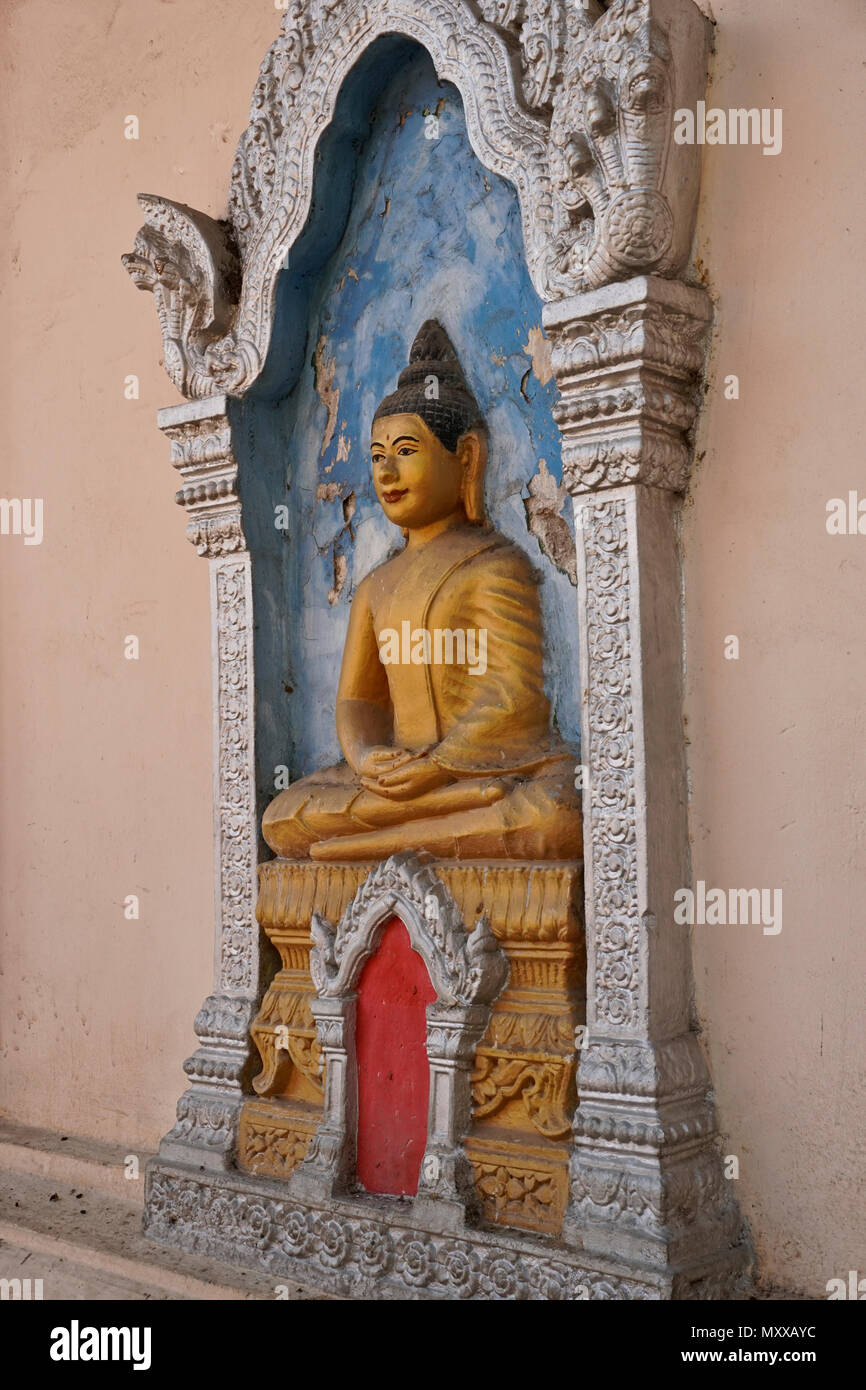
[154,395,260,1169]
[545,278,750,1290]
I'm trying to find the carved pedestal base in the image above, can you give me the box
[236,862,370,1183]
[144,856,750,1296]
[238,857,584,1241]
[144,1161,750,1300]
[157,994,259,1172]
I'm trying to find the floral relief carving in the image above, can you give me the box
[250,986,323,1097]
[240,1122,312,1177]
[473,1159,563,1233]
[309,850,509,1007]
[215,561,256,994]
[581,498,641,1031]
[146,1170,662,1299]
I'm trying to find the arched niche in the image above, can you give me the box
[229,39,581,830]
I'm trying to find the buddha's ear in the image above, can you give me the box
[458,430,488,525]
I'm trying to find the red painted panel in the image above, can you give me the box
[355,917,436,1196]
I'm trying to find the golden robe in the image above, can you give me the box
[262,524,582,860]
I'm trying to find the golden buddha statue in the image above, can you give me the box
[263,320,582,862]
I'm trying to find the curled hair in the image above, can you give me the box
[373,319,484,454]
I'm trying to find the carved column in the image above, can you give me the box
[545,277,749,1287]
[290,995,359,1201]
[154,394,261,1169]
[413,1002,490,1232]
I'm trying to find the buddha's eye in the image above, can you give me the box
[397,446,415,456]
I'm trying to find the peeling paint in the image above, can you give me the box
[523,325,553,387]
[524,458,577,586]
[315,486,357,606]
[314,335,340,456]
[336,430,351,463]
[338,267,359,290]
[328,552,348,606]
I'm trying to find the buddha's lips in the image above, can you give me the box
[382,488,408,504]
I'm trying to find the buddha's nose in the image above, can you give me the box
[376,456,399,483]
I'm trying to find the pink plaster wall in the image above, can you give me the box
[0,0,861,1298]
[0,0,276,1155]
[685,0,866,1296]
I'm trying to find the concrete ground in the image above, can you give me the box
[0,1118,326,1301]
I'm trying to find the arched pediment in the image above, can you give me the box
[309,851,509,1007]
[225,7,552,392]
[123,0,709,400]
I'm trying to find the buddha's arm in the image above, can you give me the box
[431,547,552,776]
[335,576,394,772]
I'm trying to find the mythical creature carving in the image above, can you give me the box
[122,195,244,397]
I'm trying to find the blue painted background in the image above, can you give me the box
[237,45,580,799]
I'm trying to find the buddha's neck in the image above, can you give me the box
[404,508,469,551]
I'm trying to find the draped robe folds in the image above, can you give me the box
[262,524,583,861]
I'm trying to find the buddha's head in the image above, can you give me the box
[371,320,487,531]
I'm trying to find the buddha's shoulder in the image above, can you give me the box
[436,524,537,574]
[355,546,408,593]
[358,527,538,598]
[473,528,533,561]
[460,528,540,582]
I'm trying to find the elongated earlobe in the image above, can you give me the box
[459,430,488,525]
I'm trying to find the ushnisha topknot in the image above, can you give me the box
[373,319,484,455]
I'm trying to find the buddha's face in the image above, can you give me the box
[370,413,465,530]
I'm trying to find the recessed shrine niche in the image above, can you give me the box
[233,41,586,1240]
[130,0,752,1301]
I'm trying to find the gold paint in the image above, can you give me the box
[262,323,581,863]
[249,325,584,1221]
[238,863,373,1181]
[238,1100,318,1181]
[465,1132,570,1236]
[249,861,369,1102]
[244,857,584,1238]
[462,860,582,1234]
